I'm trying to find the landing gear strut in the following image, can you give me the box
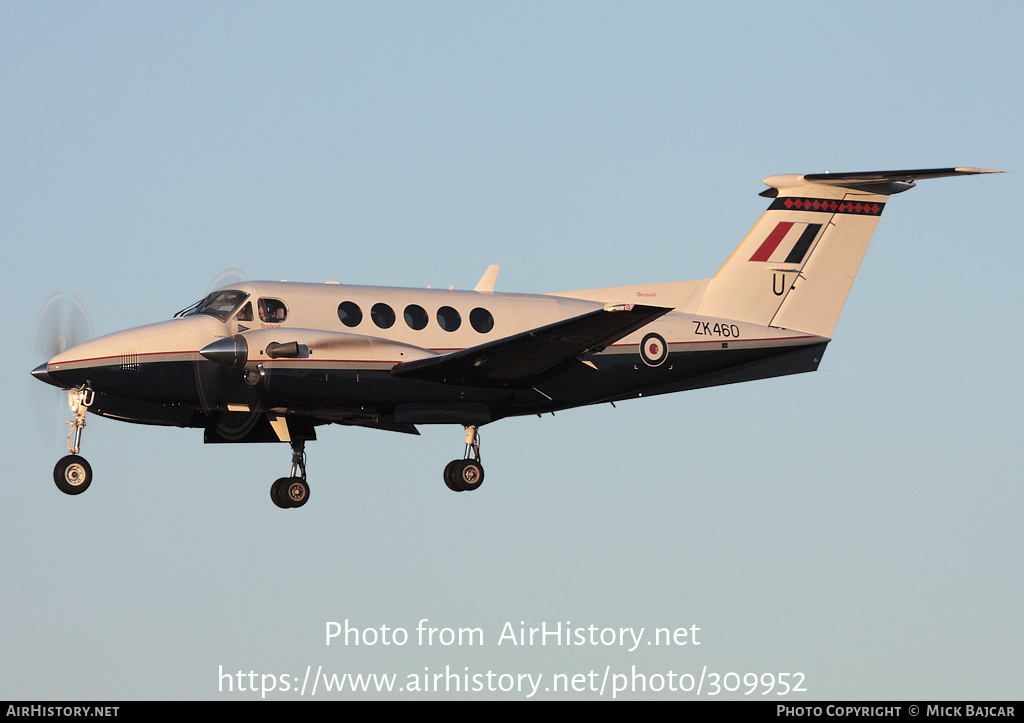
[271,440,310,509]
[54,386,94,495]
[444,425,484,492]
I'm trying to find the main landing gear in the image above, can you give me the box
[444,425,484,492]
[271,440,310,509]
[53,386,95,496]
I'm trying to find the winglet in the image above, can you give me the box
[474,265,500,293]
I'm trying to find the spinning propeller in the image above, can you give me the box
[195,267,266,439]
[205,265,247,294]
[30,291,94,448]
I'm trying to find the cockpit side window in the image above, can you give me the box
[235,302,253,322]
[258,298,288,323]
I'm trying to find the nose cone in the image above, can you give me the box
[31,362,63,388]
[200,335,248,369]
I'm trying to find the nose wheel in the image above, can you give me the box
[54,454,92,495]
[270,440,310,508]
[52,387,95,496]
[444,425,485,492]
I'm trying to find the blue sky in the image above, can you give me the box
[3,1,1021,700]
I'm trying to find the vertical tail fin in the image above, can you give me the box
[695,168,1000,337]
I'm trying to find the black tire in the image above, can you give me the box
[271,477,292,508]
[458,460,484,491]
[54,455,92,495]
[443,460,465,492]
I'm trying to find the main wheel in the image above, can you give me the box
[443,460,465,492]
[271,477,292,508]
[457,460,484,491]
[54,455,92,495]
[286,477,310,508]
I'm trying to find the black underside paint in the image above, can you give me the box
[51,340,829,442]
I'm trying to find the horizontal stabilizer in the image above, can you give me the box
[392,304,671,387]
[803,167,1003,183]
[762,167,1004,197]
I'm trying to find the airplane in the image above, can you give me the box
[31,167,1001,508]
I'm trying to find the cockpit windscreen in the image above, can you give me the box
[175,290,248,322]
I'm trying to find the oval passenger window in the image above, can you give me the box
[338,301,362,327]
[470,307,494,333]
[436,306,461,332]
[404,304,428,330]
[371,303,396,329]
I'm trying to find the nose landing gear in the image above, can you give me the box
[271,440,310,509]
[443,425,485,492]
[53,386,95,495]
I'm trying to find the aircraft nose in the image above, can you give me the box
[200,335,248,369]
[31,362,63,388]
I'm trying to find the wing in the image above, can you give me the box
[391,304,672,387]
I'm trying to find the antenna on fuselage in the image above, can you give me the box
[474,265,500,293]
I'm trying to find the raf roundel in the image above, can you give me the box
[640,332,668,367]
